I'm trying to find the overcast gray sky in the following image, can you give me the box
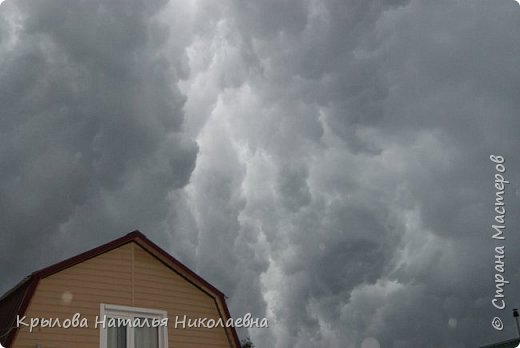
[1,0,520,347]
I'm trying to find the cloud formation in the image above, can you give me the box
[0,0,197,283]
[2,0,520,347]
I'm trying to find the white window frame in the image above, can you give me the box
[99,303,168,348]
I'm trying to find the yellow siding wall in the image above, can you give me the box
[13,243,233,348]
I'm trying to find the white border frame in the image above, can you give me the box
[99,304,168,348]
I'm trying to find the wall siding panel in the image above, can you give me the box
[13,242,233,348]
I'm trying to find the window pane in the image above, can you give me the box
[134,320,159,348]
[107,324,127,348]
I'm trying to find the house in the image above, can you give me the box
[0,230,241,348]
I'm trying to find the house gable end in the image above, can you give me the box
[0,231,240,348]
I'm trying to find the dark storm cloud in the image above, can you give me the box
[0,0,197,290]
[172,0,520,347]
[2,0,520,347]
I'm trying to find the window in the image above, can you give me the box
[99,304,168,348]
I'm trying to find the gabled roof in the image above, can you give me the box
[480,337,520,348]
[0,230,241,348]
